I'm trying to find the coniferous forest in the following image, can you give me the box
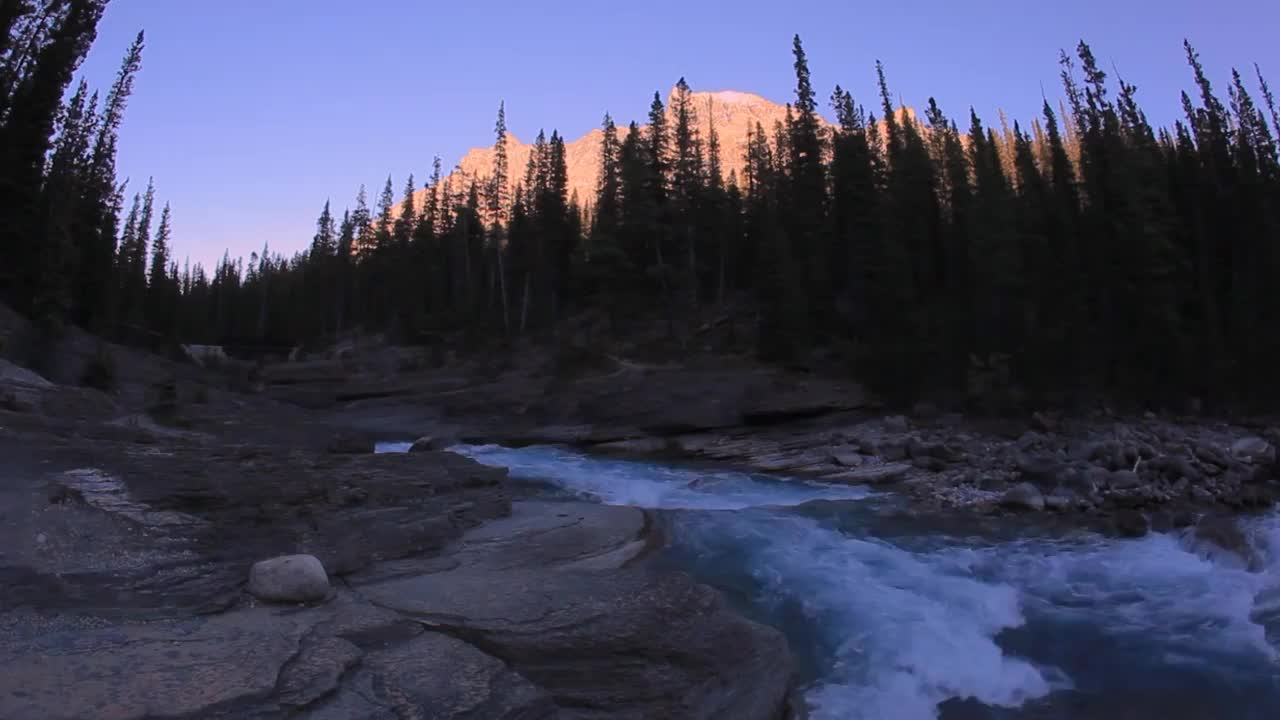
[3,4,1279,410]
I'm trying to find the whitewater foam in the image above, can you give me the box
[452,443,871,510]
[380,442,1280,718]
[675,512,1059,720]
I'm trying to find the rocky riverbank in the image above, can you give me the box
[0,354,797,719]
[317,350,1280,538]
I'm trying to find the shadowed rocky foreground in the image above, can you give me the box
[0,350,796,719]
[3,319,1279,718]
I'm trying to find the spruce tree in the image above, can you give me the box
[146,202,173,336]
[74,29,143,331]
[670,77,704,305]
[0,0,107,316]
[788,35,829,317]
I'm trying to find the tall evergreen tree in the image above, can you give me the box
[146,202,173,336]
[74,29,143,332]
[0,0,107,317]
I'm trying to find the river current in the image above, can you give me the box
[378,441,1280,719]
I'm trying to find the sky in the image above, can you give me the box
[76,0,1279,268]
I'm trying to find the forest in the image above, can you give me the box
[2,0,1278,409]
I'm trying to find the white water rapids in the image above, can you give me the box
[379,441,1280,718]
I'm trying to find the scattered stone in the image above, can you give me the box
[1016,454,1065,485]
[248,554,330,604]
[1194,443,1230,469]
[1107,470,1142,490]
[1230,436,1275,465]
[999,482,1045,512]
[830,449,864,468]
[1043,492,1075,511]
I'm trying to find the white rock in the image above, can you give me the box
[1230,437,1275,465]
[248,554,330,604]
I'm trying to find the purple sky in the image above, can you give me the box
[76,0,1279,268]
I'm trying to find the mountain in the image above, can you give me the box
[398,87,829,218]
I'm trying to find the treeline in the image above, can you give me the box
[195,37,1279,409]
[6,16,1280,410]
[0,2,183,347]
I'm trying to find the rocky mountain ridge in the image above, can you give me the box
[402,87,832,218]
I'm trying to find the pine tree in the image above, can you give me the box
[670,77,704,306]
[375,176,395,251]
[146,202,172,336]
[788,35,829,317]
[74,29,143,331]
[33,78,96,322]
[0,0,107,317]
[394,174,416,248]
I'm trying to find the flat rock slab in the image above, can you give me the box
[332,631,558,720]
[361,568,792,719]
[447,501,648,571]
[0,606,321,720]
[348,501,649,583]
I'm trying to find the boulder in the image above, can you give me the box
[830,449,864,468]
[1016,453,1066,486]
[248,554,330,604]
[1194,443,1231,470]
[1231,436,1275,465]
[1107,470,1142,490]
[1151,454,1197,481]
[1043,491,1076,512]
[999,482,1045,512]
[1180,516,1265,571]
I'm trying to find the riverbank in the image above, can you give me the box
[317,346,1280,538]
[0,353,798,719]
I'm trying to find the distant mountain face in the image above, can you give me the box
[400,87,827,217]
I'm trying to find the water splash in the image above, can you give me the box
[453,443,871,510]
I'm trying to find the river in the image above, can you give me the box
[378,441,1280,719]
